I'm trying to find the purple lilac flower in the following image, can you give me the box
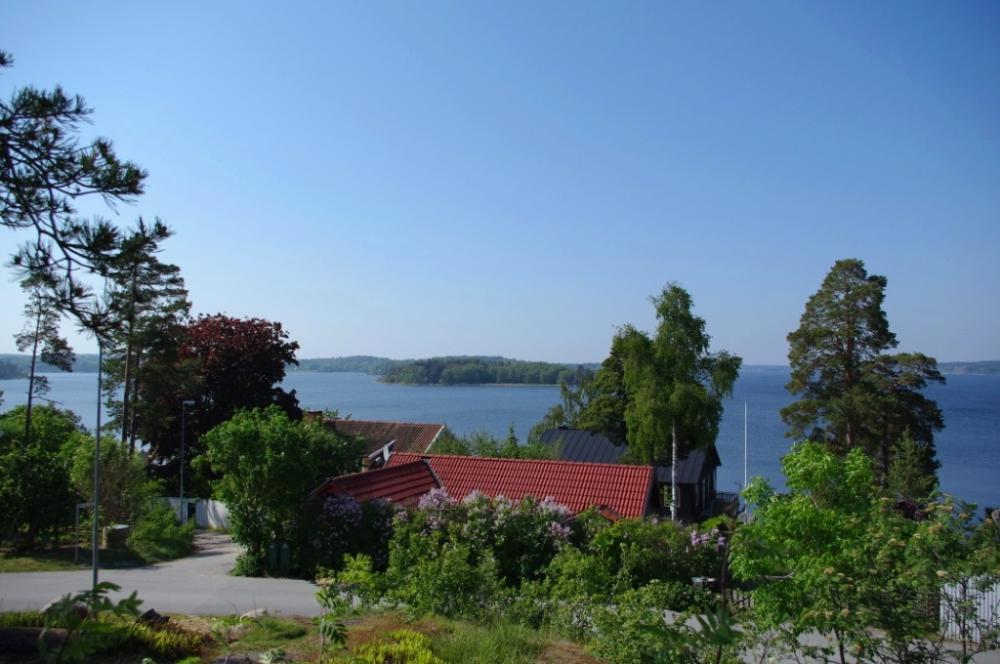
[418,487,455,511]
[539,496,572,520]
[548,521,572,541]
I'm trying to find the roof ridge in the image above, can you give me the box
[328,419,445,427]
[396,452,655,472]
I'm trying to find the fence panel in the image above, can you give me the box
[940,579,1000,645]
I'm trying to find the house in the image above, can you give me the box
[306,413,446,467]
[314,453,657,519]
[539,427,737,522]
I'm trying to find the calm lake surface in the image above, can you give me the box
[2,368,997,511]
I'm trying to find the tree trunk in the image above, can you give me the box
[671,423,678,522]
[24,306,42,447]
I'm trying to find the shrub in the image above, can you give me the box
[304,495,395,574]
[353,629,444,664]
[392,541,504,619]
[128,501,195,561]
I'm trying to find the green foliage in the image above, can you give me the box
[732,442,1000,663]
[380,356,587,385]
[428,427,554,459]
[1,50,147,317]
[541,286,740,468]
[305,495,395,574]
[0,404,88,457]
[198,405,363,575]
[430,619,544,664]
[0,442,76,549]
[39,581,143,663]
[70,437,158,525]
[886,432,938,502]
[393,540,505,618]
[128,500,195,561]
[352,629,444,664]
[782,259,944,487]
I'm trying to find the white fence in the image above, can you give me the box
[163,497,230,530]
[940,579,1000,644]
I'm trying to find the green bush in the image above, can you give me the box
[353,629,444,664]
[128,501,195,561]
[392,542,504,619]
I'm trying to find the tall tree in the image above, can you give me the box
[564,285,741,519]
[13,281,75,446]
[100,219,190,454]
[781,259,944,486]
[141,314,301,491]
[1,50,146,321]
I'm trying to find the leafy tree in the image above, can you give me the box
[70,437,158,525]
[198,406,363,575]
[732,442,1000,664]
[0,443,75,549]
[782,259,944,486]
[0,404,89,459]
[1,50,146,320]
[564,286,739,520]
[142,314,300,491]
[13,281,74,446]
[100,219,190,454]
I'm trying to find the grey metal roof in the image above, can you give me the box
[540,428,719,486]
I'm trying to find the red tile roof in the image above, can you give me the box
[325,419,445,456]
[315,461,439,507]
[387,453,655,518]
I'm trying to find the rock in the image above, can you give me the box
[240,608,269,620]
[211,654,257,663]
[138,608,169,627]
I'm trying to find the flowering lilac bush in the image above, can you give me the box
[303,494,395,573]
[386,490,578,612]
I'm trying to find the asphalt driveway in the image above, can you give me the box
[0,532,322,616]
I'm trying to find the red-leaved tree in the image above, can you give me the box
[141,314,301,492]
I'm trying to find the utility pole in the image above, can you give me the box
[91,340,103,612]
[179,400,196,523]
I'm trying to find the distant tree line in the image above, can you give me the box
[380,357,596,386]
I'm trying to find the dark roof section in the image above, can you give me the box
[539,428,720,486]
[540,428,627,464]
[315,460,439,506]
[325,419,445,456]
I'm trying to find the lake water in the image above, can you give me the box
[2,368,997,511]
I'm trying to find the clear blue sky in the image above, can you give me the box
[2,2,998,364]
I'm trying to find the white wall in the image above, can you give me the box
[163,497,230,530]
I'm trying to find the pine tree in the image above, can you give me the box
[13,281,75,446]
[782,259,944,487]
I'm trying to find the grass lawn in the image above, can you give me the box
[0,546,146,573]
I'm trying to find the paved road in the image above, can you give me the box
[0,532,322,616]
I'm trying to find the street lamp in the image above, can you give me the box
[179,400,196,524]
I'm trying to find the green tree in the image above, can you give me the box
[13,282,75,446]
[0,443,75,550]
[1,50,146,320]
[198,406,363,575]
[732,442,1000,664]
[571,286,740,520]
[70,438,158,525]
[0,404,89,459]
[100,219,190,454]
[782,259,944,486]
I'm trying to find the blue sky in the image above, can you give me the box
[2,2,998,364]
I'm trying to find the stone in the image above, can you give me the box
[138,608,169,627]
[240,608,269,620]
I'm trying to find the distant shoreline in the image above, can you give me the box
[2,356,999,378]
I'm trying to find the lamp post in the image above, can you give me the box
[92,340,104,610]
[179,400,196,524]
